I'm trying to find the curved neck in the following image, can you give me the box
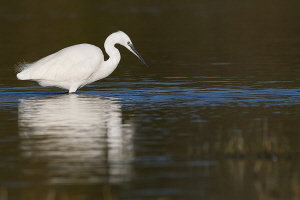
[104,33,121,66]
[98,34,121,78]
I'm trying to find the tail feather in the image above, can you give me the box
[17,72,26,80]
[15,61,29,73]
[15,61,31,80]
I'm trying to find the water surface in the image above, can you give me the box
[0,0,299,200]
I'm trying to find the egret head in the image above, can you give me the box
[115,31,148,67]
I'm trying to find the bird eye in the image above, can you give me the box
[127,41,131,45]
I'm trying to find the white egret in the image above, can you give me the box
[16,31,147,93]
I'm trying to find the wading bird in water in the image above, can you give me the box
[16,31,147,93]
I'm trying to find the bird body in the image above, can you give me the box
[16,31,147,93]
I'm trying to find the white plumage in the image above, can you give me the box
[16,31,147,93]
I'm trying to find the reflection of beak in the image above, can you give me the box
[129,44,148,67]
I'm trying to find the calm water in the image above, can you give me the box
[0,1,300,200]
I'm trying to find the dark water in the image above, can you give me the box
[0,0,300,200]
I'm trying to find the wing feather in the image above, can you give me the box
[17,44,104,82]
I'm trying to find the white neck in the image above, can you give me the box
[104,33,121,68]
[93,33,121,81]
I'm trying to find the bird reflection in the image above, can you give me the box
[18,94,134,184]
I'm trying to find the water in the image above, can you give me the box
[0,0,300,200]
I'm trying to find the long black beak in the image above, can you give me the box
[129,44,148,67]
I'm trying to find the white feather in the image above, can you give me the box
[17,44,102,82]
[16,31,147,93]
